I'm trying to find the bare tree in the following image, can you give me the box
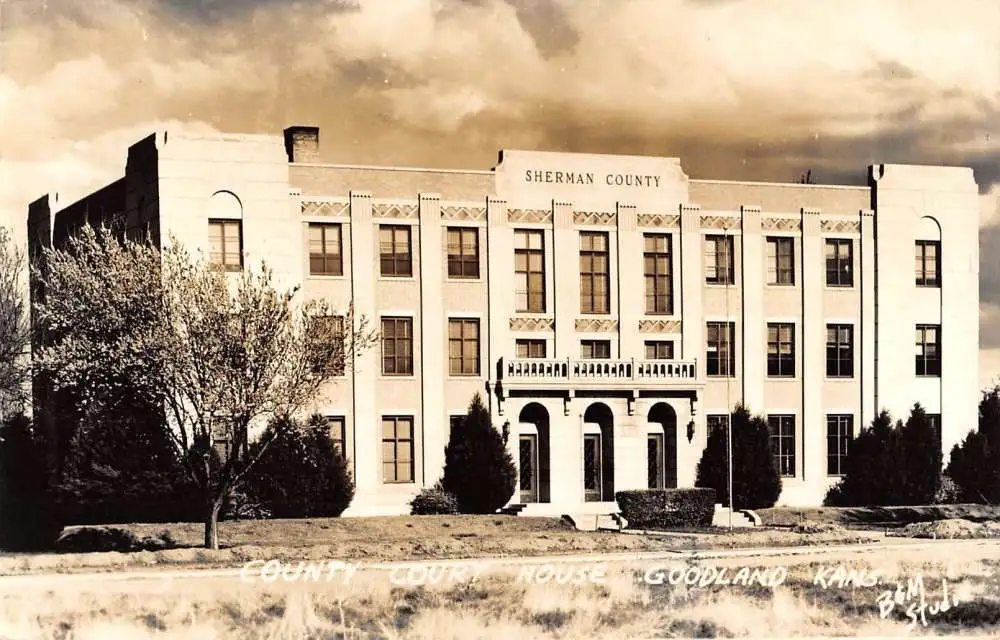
[34,227,378,548]
[0,227,30,419]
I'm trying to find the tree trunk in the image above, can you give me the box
[204,495,224,550]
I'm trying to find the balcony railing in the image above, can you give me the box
[501,357,697,382]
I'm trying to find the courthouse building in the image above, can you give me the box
[27,126,980,515]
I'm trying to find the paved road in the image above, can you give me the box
[1,537,998,594]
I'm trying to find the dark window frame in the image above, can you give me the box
[580,339,611,359]
[208,219,243,272]
[766,323,795,378]
[766,236,795,285]
[826,414,852,476]
[446,227,479,279]
[515,339,547,359]
[448,318,480,376]
[308,223,344,276]
[915,240,941,287]
[381,316,414,376]
[915,324,941,377]
[379,225,413,277]
[825,238,853,287]
[768,415,796,478]
[514,230,546,312]
[643,233,673,315]
[704,235,735,285]
[308,314,346,376]
[381,416,414,484]
[826,324,854,378]
[644,340,674,360]
[580,231,611,314]
[706,321,736,377]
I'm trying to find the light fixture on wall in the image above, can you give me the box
[686,420,695,443]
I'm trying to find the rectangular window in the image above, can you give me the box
[826,415,852,476]
[926,413,942,450]
[766,237,795,285]
[381,317,413,375]
[325,416,347,458]
[208,219,242,271]
[768,415,796,478]
[644,340,674,360]
[381,416,414,483]
[826,324,854,378]
[915,324,941,377]
[448,318,480,376]
[308,223,343,276]
[704,235,735,285]
[580,231,610,314]
[379,225,412,277]
[707,414,730,439]
[825,239,853,287]
[580,339,611,359]
[516,339,547,359]
[767,323,795,377]
[308,315,346,376]
[448,415,464,442]
[446,227,479,279]
[643,234,673,314]
[706,322,736,377]
[514,230,545,312]
[915,240,940,287]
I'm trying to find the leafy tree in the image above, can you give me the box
[442,393,517,514]
[827,405,943,506]
[0,227,30,419]
[0,415,61,549]
[947,386,1000,503]
[899,403,942,504]
[33,227,377,548]
[695,404,781,510]
[246,414,354,518]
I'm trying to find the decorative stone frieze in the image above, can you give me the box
[302,201,350,217]
[372,203,419,219]
[761,217,801,232]
[575,318,618,332]
[507,209,553,224]
[637,214,681,228]
[820,219,861,233]
[441,205,487,222]
[509,317,555,332]
[573,211,617,226]
[638,319,682,333]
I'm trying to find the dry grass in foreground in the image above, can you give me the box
[0,516,886,576]
[2,555,1000,638]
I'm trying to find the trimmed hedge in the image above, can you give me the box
[410,484,460,515]
[616,488,716,529]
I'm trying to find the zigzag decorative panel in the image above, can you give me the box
[372,203,418,219]
[637,214,680,228]
[638,320,682,333]
[820,219,861,233]
[509,317,555,332]
[507,209,552,224]
[575,318,618,332]
[700,215,739,230]
[302,201,350,217]
[441,206,487,222]
[761,217,801,232]
[573,211,617,226]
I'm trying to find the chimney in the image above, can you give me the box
[283,126,321,163]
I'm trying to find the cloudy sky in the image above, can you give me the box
[1,0,999,383]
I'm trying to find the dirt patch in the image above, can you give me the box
[757,504,1000,527]
[899,519,1000,539]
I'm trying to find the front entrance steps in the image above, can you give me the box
[712,504,758,528]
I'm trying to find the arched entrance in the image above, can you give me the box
[648,403,678,489]
[583,403,615,502]
[518,403,551,503]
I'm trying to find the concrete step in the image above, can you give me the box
[712,505,756,528]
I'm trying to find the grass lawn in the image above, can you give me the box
[0,515,885,576]
[3,547,1000,638]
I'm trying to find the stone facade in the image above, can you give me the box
[26,126,981,515]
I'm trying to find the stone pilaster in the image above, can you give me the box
[801,208,823,485]
[552,201,576,359]
[348,191,377,495]
[740,206,763,410]
[418,193,445,484]
[616,203,640,358]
